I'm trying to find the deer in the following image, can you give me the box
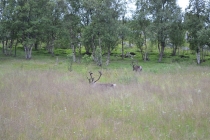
[132,61,142,72]
[87,71,116,88]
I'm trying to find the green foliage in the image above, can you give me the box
[131,0,183,61]
[198,28,210,46]
[184,0,206,50]
[0,0,210,64]
[82,54,92,64]
[168,8,185,55]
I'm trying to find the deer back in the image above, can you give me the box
[87,71,116,88]
[133,65,142,72]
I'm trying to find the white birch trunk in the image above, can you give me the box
[72,44,76,62]
[196,51,200,64]
[24,44,33,59]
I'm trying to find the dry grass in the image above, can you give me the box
[0,65,210,140]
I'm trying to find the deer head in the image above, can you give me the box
[132,61,142,72]
[87,71,116,87]
[87,71,102,84]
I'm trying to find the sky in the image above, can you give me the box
[177,0,189,11]
[126,0,189,18]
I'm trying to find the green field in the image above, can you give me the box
[0,48,210,140]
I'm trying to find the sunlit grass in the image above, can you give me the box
[0,59,210,139]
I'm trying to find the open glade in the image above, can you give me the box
[0,59,210,140]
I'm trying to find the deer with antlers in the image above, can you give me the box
[87,71,116,88]
[132,61,142,72]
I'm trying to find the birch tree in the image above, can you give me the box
[148,0,179,62]
[185,0,206,64]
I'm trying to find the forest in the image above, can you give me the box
[0,0,210,65]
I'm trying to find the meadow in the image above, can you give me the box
[0,51,210,139]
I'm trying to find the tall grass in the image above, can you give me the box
[0,64,210,140]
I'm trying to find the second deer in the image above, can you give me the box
[87,71,116,88]
[132,61,142,72]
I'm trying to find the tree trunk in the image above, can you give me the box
[196,47,200,64]
[158,42,165,62]
[50,39,54,56]
[8,39,14,56]
[144,52,148,61]
[46,40,50,52]
[172,45,177,56]
[121,37,124,59]
[4,39,8,55]
[140,49,144,60]
[34,41,38,51]
[106,46,111,66]
[2,41,5,54]
[201,46,204,62]
[72,43,76,62]
[46,39,54,56]
[158,42,160,53]
[78,42,81,63]
[129,41,132,47]
[24,44,33,59]
[144,32,148,61]
[14,41,18,57]
[178,47,180,55]
[92,36,96,61]
[97,36,102,66]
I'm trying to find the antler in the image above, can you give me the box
[87,71,94,83]
[132,61,135,65]
[131,61,137,66]
[132,61,137,70]
[87,71,102,84]
[87,71,116,88]
[94,71,102,83]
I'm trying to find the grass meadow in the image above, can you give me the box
[0,56,210,140]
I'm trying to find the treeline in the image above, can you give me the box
[0,0,210,64]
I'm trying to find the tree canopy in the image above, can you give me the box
[0,0,210,64]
